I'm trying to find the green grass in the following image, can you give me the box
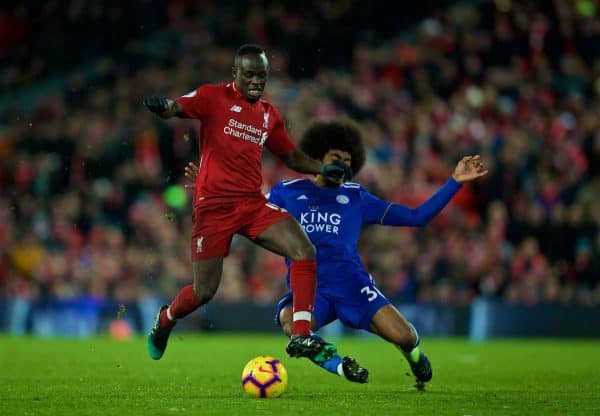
[1,334,599,415]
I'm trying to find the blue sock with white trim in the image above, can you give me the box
[310,333,343,376]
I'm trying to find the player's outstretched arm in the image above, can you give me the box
[143,96,184,119]
[374,154,488,227]
[451,155,488,183]
[280,149,322,175]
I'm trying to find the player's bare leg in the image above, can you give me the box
[191,258,225,304]
[370,304,432,387]
[147,257,223,360]
[279,307,368,383]
[255,217,336,363]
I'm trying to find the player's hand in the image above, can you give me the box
[184,162,198,189]
[144,96,170,114]
[320,160,352,181]
[452,155,488,183]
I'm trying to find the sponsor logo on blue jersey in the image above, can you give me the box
[299,211,341,234]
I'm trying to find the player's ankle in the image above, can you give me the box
[404,346,421,364]
[159,308,176,329]
[291,320,311,336]
[396,342,421,364]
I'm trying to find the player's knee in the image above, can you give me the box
[287,239,316,261]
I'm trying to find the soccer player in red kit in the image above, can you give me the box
[143,44,340,363]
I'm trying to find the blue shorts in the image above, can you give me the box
[275,275,390,331]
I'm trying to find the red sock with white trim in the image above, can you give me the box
[289,259,317,336]
[159,284,201,329]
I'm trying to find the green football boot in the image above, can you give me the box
[147,305,173,360]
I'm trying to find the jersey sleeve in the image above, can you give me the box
[175,85,210,119]
[359,186,397,224]
[266,182,286,209]
[361,178,462,226]
[264,106,296,157]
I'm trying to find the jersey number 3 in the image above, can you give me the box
[361,286,381,302]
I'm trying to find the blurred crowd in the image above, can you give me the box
[1,0,600,309]
[0,0,169,92]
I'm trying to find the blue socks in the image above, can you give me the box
[317,354,344,376]
[310,333,344,376]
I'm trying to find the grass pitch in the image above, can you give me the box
[1,334,599,415]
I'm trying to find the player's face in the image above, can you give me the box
[233,53,269,102]
[322,149,352,187]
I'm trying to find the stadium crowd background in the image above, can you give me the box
[1,0,600,317]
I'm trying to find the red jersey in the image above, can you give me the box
[176,83,296,201]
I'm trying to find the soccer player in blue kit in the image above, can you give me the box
[186,119,488,386]
[270,119,487,386]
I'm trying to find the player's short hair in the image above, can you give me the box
[300,119,366,177]
[234,44,267,67]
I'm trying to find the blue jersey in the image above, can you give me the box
[268,177,462,295]
[268,179,380,291]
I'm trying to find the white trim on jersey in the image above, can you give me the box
[265,202,282,211]
[282,178,305,186]
[198,152,203,170]
[181,90,197,98]
[379,203,394,225]
[341,182,360,189]
[194,149,204,201]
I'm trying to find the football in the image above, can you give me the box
[241,356,288,398]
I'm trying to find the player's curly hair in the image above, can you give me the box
[300,119,366,178]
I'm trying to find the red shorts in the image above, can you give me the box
[190,195,290,260]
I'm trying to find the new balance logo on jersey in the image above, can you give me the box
[297,194,308,200]
[230,105,242,113]
[196,236,204,253]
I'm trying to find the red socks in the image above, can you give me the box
[289,259,317,336]
[159,284,201,329]
[159,262,316,336]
